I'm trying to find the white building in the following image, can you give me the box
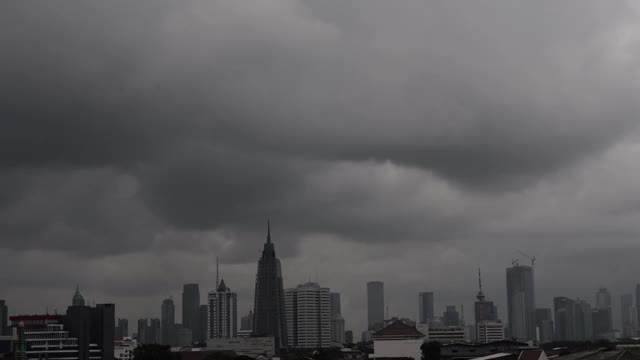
[371,321,426,360]
[427,326,466,343]
[115,337,138,360]
[285,282,331,349]
[477,322,505,344]
[208,279,238,338]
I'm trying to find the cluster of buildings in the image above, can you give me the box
[3,223,640,360]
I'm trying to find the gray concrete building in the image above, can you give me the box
[182,284,201,340]
[506,264,536,341]
[418,292,434,324]
[161,298,176,345]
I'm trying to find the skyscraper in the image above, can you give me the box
[116,318,129,338]
[367,281,384,331]
[65,303,115,360]
[443,306,461,327]
[621,294,634,337]
[182,284,200,339]
[161,298,176,345]
[554,297,575,341]
[330,293,342,317]
[285,282,331,349]
[198,304,208,341]
[137,319,148,343]
[506,264,536,340]
[475,270,497,325]
[418,292,434,324]
[208,279,238,338]
[253,221,288,349]
[72,285,86,307]
[596,288,611,309]
[0,300,7,336]
[574,299,593,341]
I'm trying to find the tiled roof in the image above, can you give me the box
[373,321,425,338]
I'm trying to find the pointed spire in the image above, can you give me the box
[267,220,271,243]
[216,256,220,289]
[476,268,485,302]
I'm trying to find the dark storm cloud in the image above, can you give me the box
[2,0,640,334]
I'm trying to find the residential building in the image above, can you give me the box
[285,282,331,349]
[367,282,384,331]
[182,284,201,341]
[114,337,137,360]
[554,297,575,341]
[477,322,505,343]
[621,294,634,338]
[330,293,342,317]
[240,310,253,331]
[535,309,553,344]
[161,298,176,345]
[443,306,461,327]
[208,279,238,338]
[419,292,435,325]
[252,221,288,349]
[506,264,536,341]
[331,316,346,344]
[371,321,425,360]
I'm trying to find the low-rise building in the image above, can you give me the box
[371,321,426,360]
[114,337,138,360]
[206,336,275,358]
[477,322,504,344]
[428,326,466,344]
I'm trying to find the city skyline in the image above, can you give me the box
[4,0,640,344]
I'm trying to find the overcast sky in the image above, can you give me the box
[2,0,640,337]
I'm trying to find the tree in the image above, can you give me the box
[421,341,441,360]
[133,344,172,360]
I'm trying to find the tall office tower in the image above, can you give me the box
[285,282,331,349]
[198,304,208,341]
[161,298,176,345]
[0,300,7,336]
[241,310,254,331]
[116,318,129,338]
[554,297,576,341]
[506,264,536,340]
[475,270,498,325]
[367,281,384,331]
[443,306,461,326]
[621,294,634,337]
[575,299,593,341]
[149,318,161,344]
[72,285,86,306]
[253,222,288,349]
[596,288,612,309]
[182,284,200,338]
[419,292,435,324]
[208,279,238,338]
[592,307,613,340]
[330,293,342,317]
[535,308,554,343]
[137,319,148,343]
[65,303,115,360]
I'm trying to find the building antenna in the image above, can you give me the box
[386,306,389,320]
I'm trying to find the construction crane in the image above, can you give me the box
[517,250,536,267]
